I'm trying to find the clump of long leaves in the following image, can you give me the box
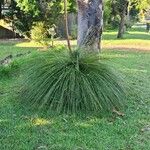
[21,50,126,114]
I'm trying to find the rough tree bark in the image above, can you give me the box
[77,0,103,53]
[117,0,129,39]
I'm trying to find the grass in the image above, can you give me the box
[0,28,150,149]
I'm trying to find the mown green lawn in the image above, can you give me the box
[0,29,150,150]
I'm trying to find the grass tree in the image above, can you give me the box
[21,0,126,115]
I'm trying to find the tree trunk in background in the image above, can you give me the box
[77,0,103,53]
[146,23,150,32]
[117,12,126,38]
[0,2,2,19]
[117,0,128,39]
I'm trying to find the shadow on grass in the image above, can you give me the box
[103,27,150,41]
[103,32,150,40]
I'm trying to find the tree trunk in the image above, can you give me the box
[146,23,150,32]
[0,2,2,19]
[117,13,126,38]
[77,0,103,53]
[64,0,72,53]
[117,1,128,39]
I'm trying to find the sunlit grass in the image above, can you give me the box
[31,118,52,126]
[15,41,43,47]
[15,39,77,47]
[102,29,150,50]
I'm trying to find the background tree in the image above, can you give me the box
[116,0,129,38]
[145,9,150,32]
[0,0,5,19]
[103,0,112,28]
[77,0,103,52]
[3,0,63,37]
[0,0,3,19]
[4,0,36,38]
[134,0,150,32]
[111,0,150,38]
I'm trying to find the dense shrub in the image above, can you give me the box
[21,49,126,115]
[31,22,48,42]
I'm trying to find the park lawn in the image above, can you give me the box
[0,29,150,150]
[102,28,150,51]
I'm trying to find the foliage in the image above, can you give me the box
[16,0,40,16]
[129,3,139,22]
[3,0,62,37]
[31,22,48,42]
[130,0,150,21]
[70,24,78,39]
[103,0,128,30]
[103,0,112,27]
[103,0,150,30]
[4,0,36,38]
[0,0,4,19]
[133,0,150,10]
[2,0,150,36]
[31,22,56,46]
[68,0,76,13]
[15,0,76,35]
[20,49,125,114]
